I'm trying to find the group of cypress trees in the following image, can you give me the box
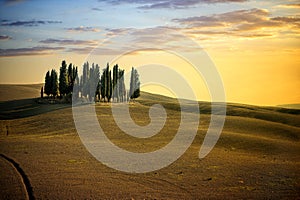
[44,61,77,98]
[43,60,140,102]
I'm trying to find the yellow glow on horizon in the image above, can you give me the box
[109,50,211,102]
[141,84,176,99]
[0,36,299,106]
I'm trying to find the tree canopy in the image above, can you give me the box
[43,60,140,103]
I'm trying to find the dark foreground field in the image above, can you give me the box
[0,84,299,199]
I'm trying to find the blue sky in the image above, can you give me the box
[1,0,298,52]
[0,0,299,105]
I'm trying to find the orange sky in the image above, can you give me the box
[0,0,299,106]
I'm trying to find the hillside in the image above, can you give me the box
[0,84,43,102]
[0,84,299,199]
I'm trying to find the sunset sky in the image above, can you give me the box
[0,0,299,106]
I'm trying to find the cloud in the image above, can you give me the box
[39,38,98,46]
[66,26,100,32]
[2,0,24,6]
[103,26,202,54]
[91,7,102,11]
[1,20,62,26]
[173,8,271,28]
[172,8,300,38]
[67,47,95,54]
[102,0,248,9]
[271,16,300,23]
[276,3,300,9]
[0,46,65,57]
[67,46,130,55]
[0,35,12,40]
[105,28,134,36]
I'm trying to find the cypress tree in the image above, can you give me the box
[44,70,51,96]
[129,67,140,100]
[67,63,73,94]
[82,62,90,97]
[59,60,68,96]
[100,71,106,101]
[104,63,112,102]
[118,69,125,102]
[107,70,112,102]
[51,69,59,98]
[113,64,119,102]
[41,86,44,98]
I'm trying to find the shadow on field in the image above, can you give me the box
[0,98,70,120]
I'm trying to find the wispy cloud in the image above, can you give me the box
[105,28,134,36]
[0,46,65,57]
[103,26,201,53]
[0,35,12,40]
[66,26,100,32]
[173,8,271,28]
[2,0,25,6]
[91,7,102,11]
[1,20,62,26]
[39,38,98,46]
[276,3,300,9]
[102,0,248,9]
[172,8,300,38]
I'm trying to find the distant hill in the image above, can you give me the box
[0,84,299,128]
[0,84,43,102]
[277,104,300,110]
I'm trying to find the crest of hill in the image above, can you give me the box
[0,84,43,102]
[138,91,300,128]
[0,84,299,128]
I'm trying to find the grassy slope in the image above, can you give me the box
[0,84,299,199]
[0,84,43,102]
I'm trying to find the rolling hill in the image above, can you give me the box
[0,84,299,199]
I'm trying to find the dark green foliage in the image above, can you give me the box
[51,69,59,97]
[100,63,112,102]
[96,79,101,101]
[73,75,80,100]
[81,62,90,97]
[88,63,100,101]
[118,69,126,102]
[100,71,106,101]
[129,67,140,99]
[43,60,133,103]
[108,70,112,102]
[67,63,77,94]
[44,71,51,96]
[104,63,112,102]
[41,86,43,98]
[112,64,119,101]
[59,60,69,96]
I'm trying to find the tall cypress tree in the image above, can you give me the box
[113,64,119,102]
[82,62,90,97]
[59,60,68,96]
[100,70,106,101]
[104,63,112,102]
[108,70,112,102]
[67,63,73,94]
[129,67,140,100]
[44,70,51,97]
[118,69,125,102]
[93,64,100,101]
[51,69,58,98]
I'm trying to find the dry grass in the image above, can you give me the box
[0,84,43,102]
[0,84,299,199]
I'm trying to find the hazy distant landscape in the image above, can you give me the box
[0,84,299,199]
